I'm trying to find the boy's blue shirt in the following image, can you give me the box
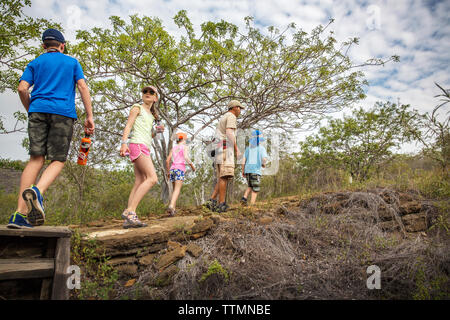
[244,145,268,175]
[20,51,85,119]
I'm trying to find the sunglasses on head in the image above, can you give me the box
[142,89,156,95]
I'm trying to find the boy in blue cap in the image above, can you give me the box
[8,28,95,228]
[240,130,268,206]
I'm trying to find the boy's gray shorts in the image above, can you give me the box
[28,112,75,162]
[245,173,261,192]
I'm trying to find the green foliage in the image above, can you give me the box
[0,0,61,93]
[413,258,449,300]
[411,83,450,173]
[298,102,422,182]
[200,259,229,283]
[0,190,17,224]
[71,231,119,300]
[0,158,26,170]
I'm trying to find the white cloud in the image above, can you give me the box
[2,0,449,159]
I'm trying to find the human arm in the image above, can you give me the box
[184,146,195,171]
[76,78,95,135]
[119,106,140,157]
[241,155,246,177]
[18,80,31,112]
[166,150,173,178]
[226,128,241,159]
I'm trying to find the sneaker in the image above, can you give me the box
[216,202,229,213]
[240,197,248,206]
[205,199,217,211]
[22,185,45,226]
[123,211,147,229]
[7,212,33,229]
[166,207,176,217]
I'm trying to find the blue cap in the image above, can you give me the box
[42,29,65,43]
[249,130,265,146]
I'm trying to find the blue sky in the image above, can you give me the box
[1,0,449,160]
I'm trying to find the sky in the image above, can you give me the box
[1,0,449,160]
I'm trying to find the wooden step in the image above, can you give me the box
[0,258,54,280]
[0,226,71,238]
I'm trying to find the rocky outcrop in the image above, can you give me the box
[77,215,217,279]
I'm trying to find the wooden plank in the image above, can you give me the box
[40,238,57,300]
[0,258,54,280]
[0,225,72,238]
[51,237,70,300]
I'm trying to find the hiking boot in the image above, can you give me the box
[205,199,217,211]
[240,197,248,206]
[215,202,229,213]
[7,212,33,229]
[22,185,45,226]
[123,211,147,229]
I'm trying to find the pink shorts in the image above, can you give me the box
[128,143,150,162]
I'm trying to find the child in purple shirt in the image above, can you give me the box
[165,132,195,216]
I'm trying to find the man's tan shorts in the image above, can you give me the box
[215,148,235,178]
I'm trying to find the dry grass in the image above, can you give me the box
[119,188,449,300]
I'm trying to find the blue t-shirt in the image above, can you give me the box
[20,51,85,119]
[244,145,268,175]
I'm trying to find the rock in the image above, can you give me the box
[378,220,399,232]
[258,216,273,225]
[276,205,289,215]
[167,241,182,251]
[191,218,214,234]
[399,201,422,215]
[116,264,138,277]
[156,245,187,270]
[155,265,179,287]
[124,279,136,287]
[138,253,156,266]
[107,256,136,266]
[186,243,203,257]
[402,213,428,232]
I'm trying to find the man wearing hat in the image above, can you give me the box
[8,28,95,228]
[205,100,244,213]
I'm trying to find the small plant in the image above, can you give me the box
[70,231,119,300]
[199,259,229,283]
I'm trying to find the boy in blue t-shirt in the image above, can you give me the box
[240,130,268,206]
[7,29,95,229]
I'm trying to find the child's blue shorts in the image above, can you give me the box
[170,169,185,182]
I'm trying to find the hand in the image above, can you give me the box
[156,124,164,133]
[242,171,245,178]
[119,144,130,157]
[167,172,171,179]
[84,116,95,135]
[236,149,242,160]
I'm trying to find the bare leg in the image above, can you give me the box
[210,182,219,200]
[218,177,228,203]
[250,190,258,205]
[127,163,145,209]
[36,160,65,194]
[169,180,183,209]
[243,187,252,199]
[127,155,158,212]
[16,155,45,214]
